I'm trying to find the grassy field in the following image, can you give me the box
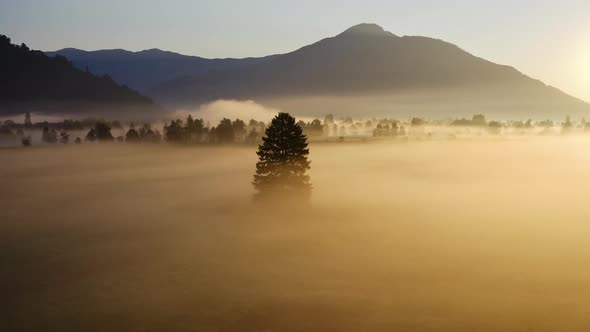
[3,138,590,331]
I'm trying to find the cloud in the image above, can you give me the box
[171,100,281,125]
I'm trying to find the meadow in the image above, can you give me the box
[3,137,590,331]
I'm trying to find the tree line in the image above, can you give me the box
[2,112,590,147]
[162,116,266,144]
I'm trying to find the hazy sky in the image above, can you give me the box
[1,0,589,101]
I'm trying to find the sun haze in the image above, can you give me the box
[2,1,590,331]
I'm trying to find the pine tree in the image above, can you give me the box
[94,122,114,142]
[253,113,312,200]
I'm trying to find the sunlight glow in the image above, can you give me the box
[576,34,590,98]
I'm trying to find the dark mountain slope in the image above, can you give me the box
[0,35,161,118]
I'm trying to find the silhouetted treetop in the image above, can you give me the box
[94,122,115,142]
[125,128,140,142]
[253,112,312,200]
[216,118,235,144]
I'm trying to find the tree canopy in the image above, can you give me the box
[253,113,312,201]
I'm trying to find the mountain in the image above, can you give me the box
[0,34,161,119]
[46,48,277,92]
[148,23,589,119]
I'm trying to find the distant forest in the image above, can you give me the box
[1,112,588,148]
[0,35,154,109]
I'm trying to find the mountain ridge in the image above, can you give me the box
[146,23,588,118]
[45,23,589,118]
[46,48,279,92]
[0,34,161,118]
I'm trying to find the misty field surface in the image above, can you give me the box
[4,138,590,331]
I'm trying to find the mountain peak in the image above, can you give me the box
[137,48,174,56]
[135,48,195,60]
[340,23,397,37]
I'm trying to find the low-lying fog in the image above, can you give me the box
[3,137,590,331]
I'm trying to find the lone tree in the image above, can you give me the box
[253,113,312,200]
